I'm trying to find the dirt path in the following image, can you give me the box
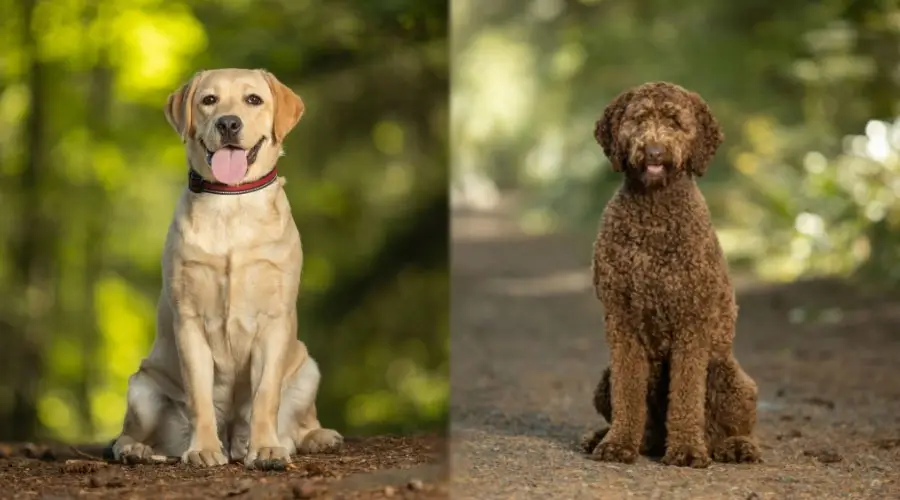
[0,435,447,499]
[450,198,900,499]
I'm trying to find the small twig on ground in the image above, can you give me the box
[61,459,109,474]
[70,446,105,462]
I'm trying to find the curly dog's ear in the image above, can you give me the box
[685,91,724,177]
[594,90,634,172]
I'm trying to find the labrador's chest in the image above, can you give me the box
[165,188,302,369]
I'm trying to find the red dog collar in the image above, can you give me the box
[188,168,278,195]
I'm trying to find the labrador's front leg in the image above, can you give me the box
[176,316,228,467]
[244,320,292,469]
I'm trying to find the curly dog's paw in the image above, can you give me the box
[579,427,609,454]
[712,436,761,464]
[661,443,711,468]
[590,439,638,464]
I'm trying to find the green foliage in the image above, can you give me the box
[0,0,448,442]
[453,0,900,285]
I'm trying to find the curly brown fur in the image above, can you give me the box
[585,82,760,468]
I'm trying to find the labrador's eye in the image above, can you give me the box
[201,95,218,106]
[245,94,263,106]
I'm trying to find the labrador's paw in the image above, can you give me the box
[182,448,229,467]
[112,438,156,465]
[244,446,291,470]
[298,428,343,454]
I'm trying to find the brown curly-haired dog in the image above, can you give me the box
[581,82,761,468]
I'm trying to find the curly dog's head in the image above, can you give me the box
[594,82,723,189]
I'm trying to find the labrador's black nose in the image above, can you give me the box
[215,115,243,137]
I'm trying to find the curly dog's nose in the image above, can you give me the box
[644,143,666,164]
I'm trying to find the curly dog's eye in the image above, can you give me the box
[662,115,685,131]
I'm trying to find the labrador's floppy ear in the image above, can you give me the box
[260,70,304,143]
[164,71,206,143]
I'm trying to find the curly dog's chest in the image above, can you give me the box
[603,243,693,326]
[596,226,701,296]
[593,222,727,337]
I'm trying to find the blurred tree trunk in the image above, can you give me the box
[1,0,51,441]
[66,3,116,439]
[313,190,448,325]
[75,55,114,440]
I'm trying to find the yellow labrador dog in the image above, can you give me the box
[110,69,343,469]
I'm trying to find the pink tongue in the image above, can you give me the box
[210,148,249,184]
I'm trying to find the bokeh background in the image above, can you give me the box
[452,0,900,287]
[0,0,448,444]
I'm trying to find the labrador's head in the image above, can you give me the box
[164,68,304,185]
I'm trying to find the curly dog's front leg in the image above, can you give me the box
[592,324,649,464]
[662,336,711,468]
